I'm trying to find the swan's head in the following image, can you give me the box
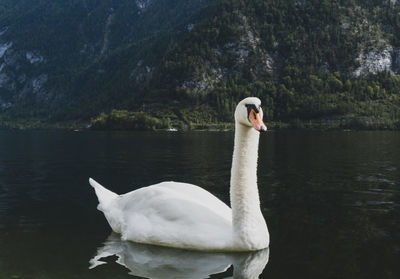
[235,97,267,131]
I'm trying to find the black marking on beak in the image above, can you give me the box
[245,104,260,119]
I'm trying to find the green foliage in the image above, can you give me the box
[90,110,166,131]
[142,0,400,128]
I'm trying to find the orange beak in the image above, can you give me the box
[249,109,267,132]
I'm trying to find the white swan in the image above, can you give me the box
[89,97,269,251]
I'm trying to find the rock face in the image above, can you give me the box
[0,42,12,58]
[178,14,273,95]
[353,46,400,76]
[354,47,393,76]
[136,0,153,10]
[26,52,44,64]
[0,28,51,107]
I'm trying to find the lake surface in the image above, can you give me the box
[0,130,399,278]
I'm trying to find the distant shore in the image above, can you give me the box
[1,116,399,131]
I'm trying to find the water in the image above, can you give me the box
[0,130,399,278]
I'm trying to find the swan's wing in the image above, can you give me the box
[116,182,233,251]
[158,182,232,220]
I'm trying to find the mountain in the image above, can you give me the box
[1,0,400,129]
[0,0,215,119]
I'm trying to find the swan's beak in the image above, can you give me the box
[249,110,267,132]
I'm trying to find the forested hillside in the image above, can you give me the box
[1,0,400,129]
[0,0,215,121]
[147,0,400,128]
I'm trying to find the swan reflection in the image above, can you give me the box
[89,233,269,279]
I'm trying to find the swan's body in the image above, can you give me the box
[90,179,234,250]
[90,97,269,251]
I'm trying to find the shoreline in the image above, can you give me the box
[1,117,399,131]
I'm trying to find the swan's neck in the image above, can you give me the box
[230,122,268,249]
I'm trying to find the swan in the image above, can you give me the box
[89,97,269,251]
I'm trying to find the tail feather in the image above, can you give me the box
[89,178,118,208]
[89,178,122,234]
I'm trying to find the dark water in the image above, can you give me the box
[0,130,399,278]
